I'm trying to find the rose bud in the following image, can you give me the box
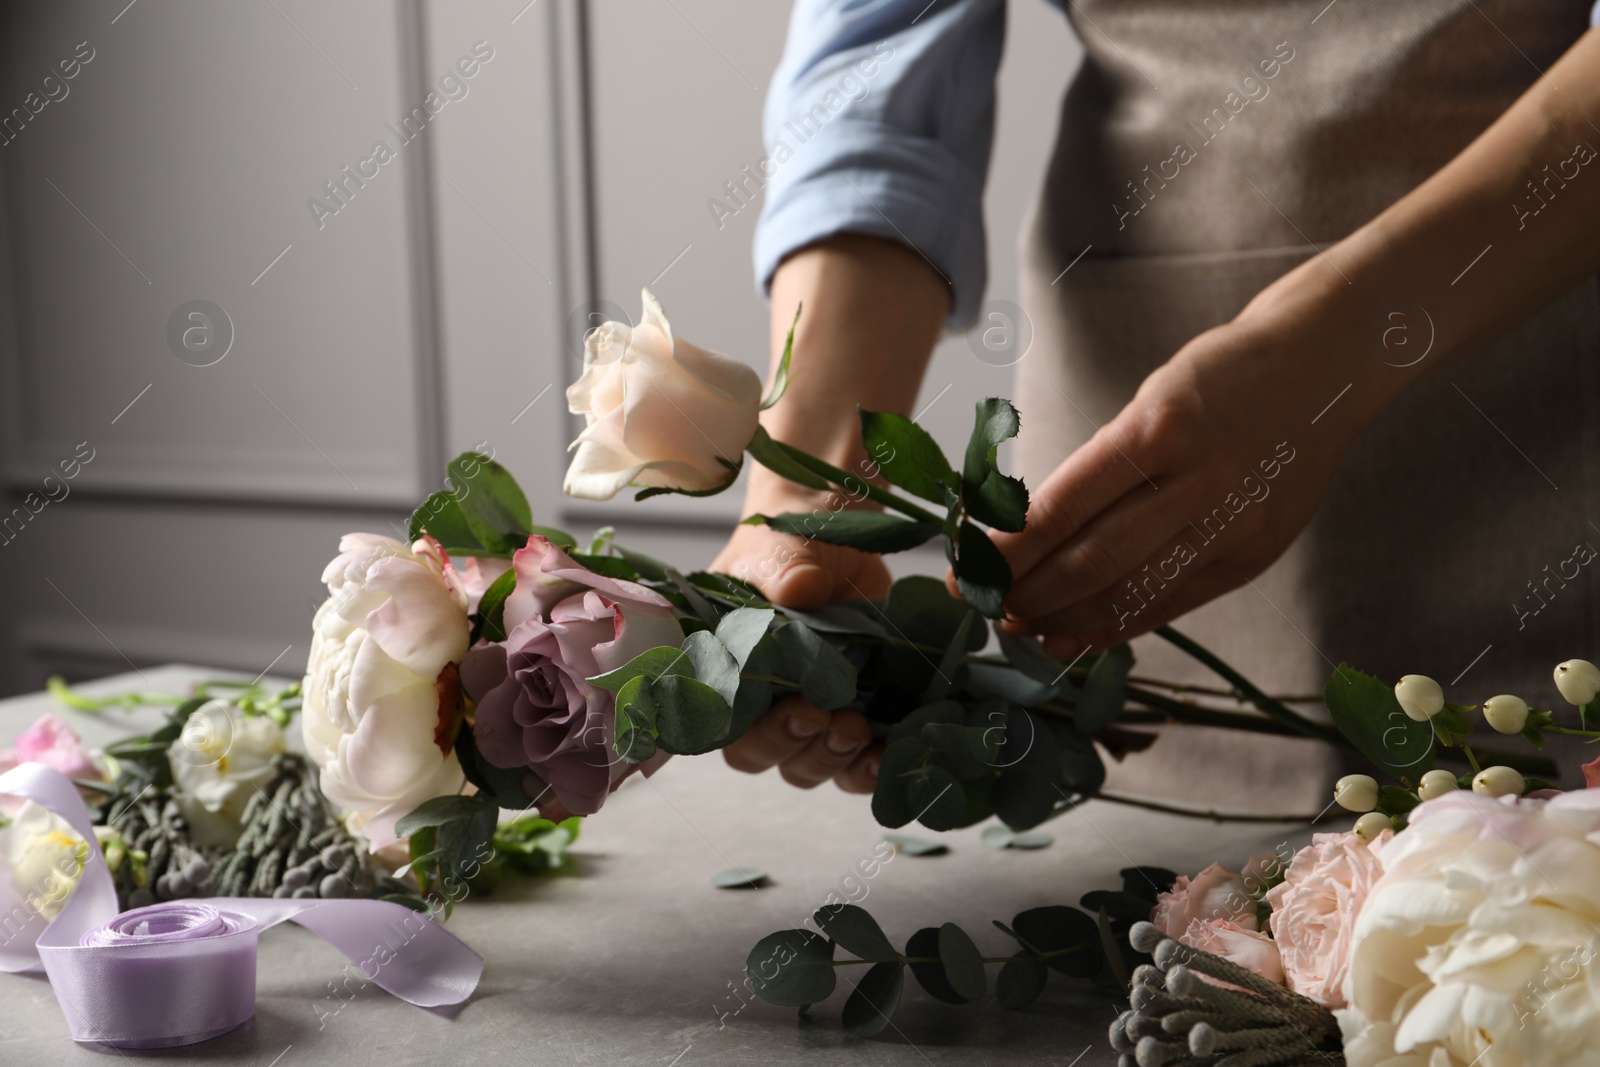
[1472,765,1525,798]
[1417,769,1459,802]
[1353,812,1392,842]
[1482,694,1529,735]
[1394,675,1445,722]
[1554,659,1600,706]
[1334,774,1379,813]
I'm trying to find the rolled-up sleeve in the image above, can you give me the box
[754,0,1006,329]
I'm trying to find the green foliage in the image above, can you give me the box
[815,904,900,963]
[762,306,800,410]
[455,728,535,809]
[961,398,1028,533]
[859,408,958,505]
[1074,645,1134,734]
[446,452,534,552]
[746,930,836,1007]
[1324,664,1436,777]
[842,961,904,1037]
[752,509,944,554]
[948,521,1012,619]
[769,622,858,710]
[474,567,517,643]
[711,866,768,888]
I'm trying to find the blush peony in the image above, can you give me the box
[303,533,470,850]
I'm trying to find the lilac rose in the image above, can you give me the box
[463,536,682,815]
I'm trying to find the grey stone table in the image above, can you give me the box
[0,666,1314,1066]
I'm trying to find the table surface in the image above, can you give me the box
[0,666,1314,1067]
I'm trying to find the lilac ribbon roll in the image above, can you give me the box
[0,762,484,1048]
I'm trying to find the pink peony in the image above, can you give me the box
[464,536,681,815]
[1182,918,1285,985]
[1151,862,1257,938]
[0,713,98,780]
[1265,831,1389,1008]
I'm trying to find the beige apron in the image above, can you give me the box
[1017,0,1600,809]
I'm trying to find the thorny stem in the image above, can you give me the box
[1085,791,1322,824]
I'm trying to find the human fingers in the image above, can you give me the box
[776,708,874,790]
[835,742,884,795]
[722,696,832,775]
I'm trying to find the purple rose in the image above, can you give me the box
[463,536,681,815]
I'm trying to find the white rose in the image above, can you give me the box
[303,533,470,850]
[168,700,287,849]
[563,288,763,501]
[4,801,89,922]
[1337,789,1600,1067]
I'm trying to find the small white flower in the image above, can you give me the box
[1334,774,1379,813]
[169,700,287,849]
[1416,769,1459,802]
[1482,694,1530,734]
[4,801,90,922]
[1554,659,1600,706]
[1471,764,1524,798]
[1393,675,1444,721]
[1351,812,1391,843]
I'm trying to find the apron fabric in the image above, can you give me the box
[1016,0,1599,810]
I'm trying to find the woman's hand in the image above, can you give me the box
[989,313,1355,660]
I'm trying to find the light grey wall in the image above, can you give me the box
[0,0,1080,696]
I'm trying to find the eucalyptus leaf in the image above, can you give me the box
[964,663,1059,707]
[588,646,693,693]
[715,607,776,668]
[613,675,659,763]
[814,903,900,963]
[770,622,857,710]
[871,738,930,828]
[455,726,534,808]
[922,722,1000,780]
[996,625,1070,687]
[681,630,741,706]
[1074,644,1133,734]
[996,955,1049,1009]
[653,674,733,755]
[781,602,891,640]
[1012,906,1101,978]
[746,930,836,1007]
[711,866,768,889]
[938,923,986,1002]
[881,833,949,857]
[394,794,491,838]
[910,766,966,831]
[842,961,905,1038]
[923,609,978,703]
[981,826,1054,850]
[887,701,966,745]
[905,927,967,1005]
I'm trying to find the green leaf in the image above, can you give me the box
[761,305,800,410]
[1377,785,1420,815]
[814,904,900,963]
[938,923,986,1002]
[567,553,638,580]
[746,425,832,491]
[447,452,533,552]
[633,460,741,501]
[923,609,978,703]
[781,602,891,640]
[1074,644,1133,734]
[965,663,1059,707]
[394,794,490,838]
[842,962,904,1038]
[981,826,1054,850]
[714,607,776,668]
[881,833,948,857]
[872,738,930,828]
[528,525,577,550]
[910,766,966,831]
[992,712,1065,831]
[1056,726,1107,795]
[962,398,1027,533]
[408,490,482,552]
[886,576,987,652]
[474,567,518,643]
[613,675,659,763]
[752,509,943,554]
[689,571,771,608]
[859,408,957,504]
[996,625,1070,686]
[746,930,836,1007]
[996,956,1049,1009]
[888,700,967,744]
[681,630,741,706]
[653,675,732,755]
[711,866,768,888]
[588,645,692,693]
[1012,906,1101,978]
[905,927,967,1004]
[922,722,999,780]
[770,622,857,710]
[456,727,534,808]
[949,521,1012,619]
[616,545,673,582]
[1324,664,1436,777]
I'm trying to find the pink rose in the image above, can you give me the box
[1,713,98,780]
[1265,830,1389,1008]
[1182,918,1285,985]
[464,536,681,815]
[1151,862,1257,938]
[461,556,512,615]
[1583,753,1600,789]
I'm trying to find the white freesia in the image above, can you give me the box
[1337,789,1600,1067]
[168,700,286,848]
[4,801,89,922]
[563,288,763,501]
[303,533,469,850]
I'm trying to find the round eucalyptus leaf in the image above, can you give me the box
[905,927,967,1004]
[996,955,1048,1010]
[814,903,899,963]
[938,922,987,1002]
[711,866,768,889]
[981,826,1055,850]
[910,766,966,831]
[1012,906,1101,978]
[746,929,836,1006]
[842,961,905,1037]
[881,833,949,857]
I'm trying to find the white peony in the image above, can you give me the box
[304,533,470,850]
[1338,789,1600,1067]
[563,288,763,501]
[4,801,90,922]
[168,700,287,849]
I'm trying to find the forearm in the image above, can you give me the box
[1240,29,1600,436]
[749,234,949,512]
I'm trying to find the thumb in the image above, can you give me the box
[711,524,836,611]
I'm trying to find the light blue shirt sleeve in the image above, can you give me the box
[753,0,1007,329]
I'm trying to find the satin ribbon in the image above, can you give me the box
[0,762,484,1048]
